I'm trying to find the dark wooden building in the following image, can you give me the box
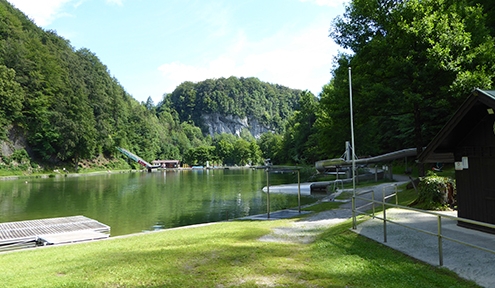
[419,88,495,232]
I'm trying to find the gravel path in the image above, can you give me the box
[259,180,409,244]
[259,208,353,244]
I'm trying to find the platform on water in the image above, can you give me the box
[0,215,110,251]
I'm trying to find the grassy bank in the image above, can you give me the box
[0,176,475,287]
[0,156,133,178]
[0,217,477,287]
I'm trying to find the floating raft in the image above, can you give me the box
[0,216,110,251]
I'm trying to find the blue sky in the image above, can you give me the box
[8,0,347,104]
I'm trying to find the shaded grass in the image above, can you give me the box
[0,176,477,287]
[309,220,475,287]
[303,201,342,212]
[0,217,478,287]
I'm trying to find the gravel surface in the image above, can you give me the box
[259,209,353,244]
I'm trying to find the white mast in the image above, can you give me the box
[349,67,357,229]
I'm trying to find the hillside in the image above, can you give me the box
[0,0,303,171]
[163,77,301,137]
[0,0,166,166]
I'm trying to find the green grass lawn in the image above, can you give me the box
[0,218,478,287]
[0,177,478,287]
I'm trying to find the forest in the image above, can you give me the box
[0,0,304,171]
[320,0,495,175]
[1,0,495,174]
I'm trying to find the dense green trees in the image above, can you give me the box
[3,0,495,172]
[0,0,212,169]
[166,76,301,134]
[0,0,301,169]
[257,133,283,164]
[280,91,320,164]
[0,64,23,139]
[321,0,495,170]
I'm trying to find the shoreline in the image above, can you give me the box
[0,165,255,181]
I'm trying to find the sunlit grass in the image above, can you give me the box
[0,174,476,287]
[0,215,478,287]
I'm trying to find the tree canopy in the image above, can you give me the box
[164,76,301,134]
[0,0,215,168]
[322,0,495,171]
[3,0,495,172]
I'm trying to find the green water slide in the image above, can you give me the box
[117,147,160,171]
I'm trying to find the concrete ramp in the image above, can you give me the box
[262,183,312,195]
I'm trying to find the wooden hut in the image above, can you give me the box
[151,160,180,168]
[419,88,495,233]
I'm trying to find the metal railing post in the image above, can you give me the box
[394,184,398,205]
[352,189,495,266]
[438,215,443,266]
[383,188,387,243]
[352,195,356,229]
[297,170,301,214]
[266,168,270,219]
[372,190,375,218]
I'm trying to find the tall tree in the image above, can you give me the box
[330,0,495,174]
[0,64,23,138]
[257,132,284,164]
[281,91,320,164]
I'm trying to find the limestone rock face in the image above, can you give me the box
[201,113,273,138]
[0,126,28,157]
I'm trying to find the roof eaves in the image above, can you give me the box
[418,88,483,163]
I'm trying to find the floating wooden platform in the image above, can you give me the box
[0,216,110,251]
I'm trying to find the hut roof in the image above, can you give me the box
[419,89,495,163]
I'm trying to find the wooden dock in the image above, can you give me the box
[0,216,110,251]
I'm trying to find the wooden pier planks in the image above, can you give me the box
[0,216,110,246]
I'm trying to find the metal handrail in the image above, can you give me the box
[332,179,344,192]
[352,185,495,266]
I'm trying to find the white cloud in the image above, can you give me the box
[8,0,72,26]
[158,19,340,96]
[8,0,123,26]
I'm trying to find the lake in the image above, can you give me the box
[0,169,304,236]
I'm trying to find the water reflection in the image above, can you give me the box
[0,169,300,236]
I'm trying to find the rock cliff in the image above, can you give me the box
[0,126,28,158]
[201,113,273,138]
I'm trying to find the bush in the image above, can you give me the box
[415,171,456,210]
[11,149,29,163]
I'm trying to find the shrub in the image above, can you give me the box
[11,149,30,163]
[415,171,456,210]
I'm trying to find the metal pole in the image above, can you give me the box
[298,170,301,214]
[438,215,443,266]
[372,190,375,218]
[375,165,378,182]
[266,168,270,219]
[349,67,357,230]
[383,188,387,243]
[395,184,398,205]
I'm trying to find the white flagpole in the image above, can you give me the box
[349,67,357,229]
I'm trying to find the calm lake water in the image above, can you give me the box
[0,169,302,236]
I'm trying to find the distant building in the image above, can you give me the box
[419,88,495,233]
[152,160,180,168]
